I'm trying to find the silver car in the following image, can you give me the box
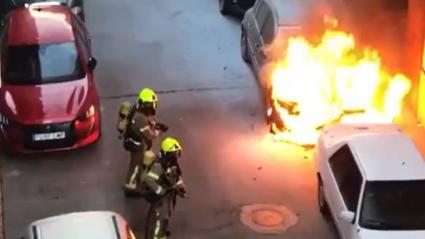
[28,211,136,239]
[240,0,334,126]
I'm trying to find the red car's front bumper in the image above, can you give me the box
[0,112,101,154]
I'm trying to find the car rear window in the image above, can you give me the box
[2,42,84,85]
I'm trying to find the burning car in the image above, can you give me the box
[241,0,337,124]
[241,0,411,145]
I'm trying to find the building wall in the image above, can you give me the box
[335,0,425,123]
[404,0,425,122]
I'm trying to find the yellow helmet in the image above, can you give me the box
[161,137,182,155]
[138,88,158,106]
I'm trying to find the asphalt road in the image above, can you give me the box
[1,0,338,238]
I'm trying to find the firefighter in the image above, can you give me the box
[123,88,168,195]
[144,137,186,239]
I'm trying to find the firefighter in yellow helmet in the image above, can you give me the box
[143,137,186,239]
[122,88,168,196]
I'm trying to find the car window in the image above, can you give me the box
[329,144,363,212]
[0,23,8,76]
[2,42,85,85]
[0,0,13,19]
[72,18,89,59]
[260,14,274,45]
[74,31,89,60]
[0,23,6,48]
[72,15,88,40]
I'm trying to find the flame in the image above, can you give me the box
[268,29,411,145]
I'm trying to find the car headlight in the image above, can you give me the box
[78,105,95,120]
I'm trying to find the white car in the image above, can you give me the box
[314,124,425,239]
[28,211,136,239]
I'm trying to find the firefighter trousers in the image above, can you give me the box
[124,149,145,190]
[153,194,173,238]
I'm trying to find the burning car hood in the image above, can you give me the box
[0,78,89,124]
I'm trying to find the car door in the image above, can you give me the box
[242,0,259,64]
[324,144,363,239]
[256,12,275,70]
[248,0,269,73]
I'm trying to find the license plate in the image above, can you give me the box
[32,132,66,141]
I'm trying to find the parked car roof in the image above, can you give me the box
[349,132,425,181]
[30,211,126,239]
[320,124,425,181]
[7,4,74,45]
[320,124,403,148]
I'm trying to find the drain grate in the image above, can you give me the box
[240,204,298,234]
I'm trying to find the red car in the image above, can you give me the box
[0,3,100,153]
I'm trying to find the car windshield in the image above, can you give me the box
[3,42,84,85]
[360,180,425,230]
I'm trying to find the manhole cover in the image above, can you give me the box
[240,204,298,234]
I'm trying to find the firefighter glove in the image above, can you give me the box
[155,123,169,132]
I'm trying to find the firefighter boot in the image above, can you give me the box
[153,219,170,239]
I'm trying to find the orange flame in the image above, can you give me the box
[268,29,411,145]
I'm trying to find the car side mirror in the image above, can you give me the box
[88,57,97,72]
[339,210,355,224]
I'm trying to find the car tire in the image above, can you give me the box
[219,0,233,15]
[241,29,251,64]
[318,177,330,217]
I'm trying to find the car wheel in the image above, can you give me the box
[219,0,232,15]
[318,177,330,217]
[241,29,251,64]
